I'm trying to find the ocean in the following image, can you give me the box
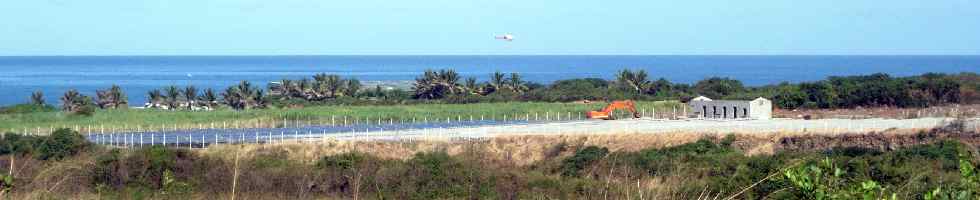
[1,55,978,106]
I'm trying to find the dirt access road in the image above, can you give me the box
[320,117,978,141]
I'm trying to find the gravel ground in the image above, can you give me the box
[334,117,979,141]
[93,117,979,146]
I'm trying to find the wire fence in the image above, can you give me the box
[5,107,979,150]
[83,116,979,149]
[6,106,680,136]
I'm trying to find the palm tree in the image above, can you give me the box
[312,73,329,99]
[96,89,112,109]
[326,75,344,97]
[96,85,127,109]
[147,89,164,108]
[413,69,464,99]
[254,89,267,108]
[273,79,294,99]
[198,88,218,109]
[616,69,650,93]
[489,71,507,93]
[373,85,384,98]
[164,85,181,110]
[464,77,480,94]
[30,90,44,106]
[183,86,198,110]
[345,79,361,97]
[413,70,438,99]
[297,78,313,100]
[110,85,127,108]
[508,73,528,94]
[221,87,240,109]
[437,69,462,93]
[222,80,264,110]
[61,89,91,113]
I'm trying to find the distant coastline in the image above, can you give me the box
[1,55,978,106]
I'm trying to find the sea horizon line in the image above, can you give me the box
[2,54,980,58]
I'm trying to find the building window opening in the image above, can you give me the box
[702,106,707,118]
[723,107,728,118]
[733,106,738,118]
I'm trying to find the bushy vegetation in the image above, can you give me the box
[95,85,128,109]
[560,146,608,177]
[147,85,220,111]
[405,70,979,110]
[0,103,56,115]
[1,128,977,199]
[60,89,96,116]
[769,73,968,109]
[0,128,90,160]
[23,70,979,118]
[270,73,361,101]
[0,90,56,115]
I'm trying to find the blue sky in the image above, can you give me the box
[1,0,979,55]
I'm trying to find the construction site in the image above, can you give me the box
[86,99,980,147]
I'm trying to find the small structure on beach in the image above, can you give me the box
[688,96,771,120]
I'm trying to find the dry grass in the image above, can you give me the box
[201,124,969,166]
[2,125,975,199]
[199,132,707,167]
[199,126,950,168]
[775,104,980,119]
[0,153,100,199]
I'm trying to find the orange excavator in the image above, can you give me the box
[587,100,641,120]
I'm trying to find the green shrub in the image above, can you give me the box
[136,146,180,188]
[316,152,368,170]
[560,146,608,177]
[0,133,40,155]
[93,146,189,190]
[778,158,900,200]
[92,149,123,188]
[35,128,90,160]
[890,140,966,169]
[160,170,191,197]
[250,154,292,169]
[71,102,97,117]
[0,103,56,114]
[629,138,737,176]
[406,151,465,198]
[2,129,91,160]
[923,158,980,200]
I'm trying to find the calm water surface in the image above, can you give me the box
[0,55,978,106]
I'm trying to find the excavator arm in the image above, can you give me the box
[586,100,641,120]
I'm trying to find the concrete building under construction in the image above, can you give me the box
[688,96,772,120]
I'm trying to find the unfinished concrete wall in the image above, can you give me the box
[749,97,772,120]
[688,96,772,120]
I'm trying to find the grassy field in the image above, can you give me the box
[0,101,684,135]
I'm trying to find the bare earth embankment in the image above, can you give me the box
[300,117,978,143]
[231,117,980,166]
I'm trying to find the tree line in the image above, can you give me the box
[407,69,978,110]
[13,70,980,116]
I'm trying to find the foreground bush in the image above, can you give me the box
[1,135,978,199]
[0,128,90,160]
[35,128,90,160]
[560,146,608,177]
